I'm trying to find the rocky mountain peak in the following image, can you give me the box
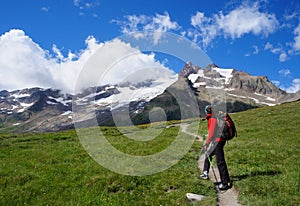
[178,61,201,77]
[228,71,286,97]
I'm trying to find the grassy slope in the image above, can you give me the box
[0,101,299,205]
[226,100,300,205]
[0,124,215,205]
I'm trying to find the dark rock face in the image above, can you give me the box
[228,72,286,97]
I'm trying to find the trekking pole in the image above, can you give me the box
[204,150,218,184]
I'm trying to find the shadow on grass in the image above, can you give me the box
[231,170,281,182]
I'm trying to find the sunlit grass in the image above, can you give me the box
[0,123,216,205]
[1,100,299,205]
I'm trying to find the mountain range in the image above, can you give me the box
[1,62,299,133]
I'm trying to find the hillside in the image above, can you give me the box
[0,97,299,205]
[226,100,300,205]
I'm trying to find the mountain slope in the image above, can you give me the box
[0,62,299,133]
[136,62,299,121]
[0,76,177,132]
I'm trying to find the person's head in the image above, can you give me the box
[204,105,212,114]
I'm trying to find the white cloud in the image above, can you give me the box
[271,80,280,87]
[0,29,176,93]
[0,29,56,90]
[279,52,287,62]
[190,12,218,48]
[264,42,273,50]
[293,23,300,51]
[41,7,49,12]
[278,69,291,77]
[244,45,259,57]
[264,42,288,62]
[73,0,96,9]
[190,1,279,48]
[282,79,300,93]
[216,2,278,38]
[253,45,259,54]
[73,0,100,17]
[115,12,180,44]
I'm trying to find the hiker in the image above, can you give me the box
[200,105,231,190]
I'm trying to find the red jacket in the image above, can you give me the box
[205,113,225,144]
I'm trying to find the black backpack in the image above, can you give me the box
[217,112,237,140]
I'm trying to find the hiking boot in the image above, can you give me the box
[218,183,230,190]
[199,171,208,180]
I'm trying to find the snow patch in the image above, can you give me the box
[48,96,71,106]
[225,88,235,91]
[227,93,247,99]
[254,92,276,102]
[193,82,206,87]
[206,86,224,89]
[47,101,57,105]
[61,111,73,119]
[61,111,72,115]
[17,102,34,113]
[93,76,177,110]
[212,67,233,84]
[20,102,34,107]
[266,97,276,101]
[11,93,31,98]
[12,105,19,110]
[188,74,200,83]
[227,93,277,106]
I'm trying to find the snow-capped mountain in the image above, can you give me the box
[135,62,300,122]
[1,62,299,133]
[0,75,177,132]
[181,62,299,107]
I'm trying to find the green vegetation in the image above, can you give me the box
[0,123,215,205]
[0,100,299,205]
[226,100,300,205]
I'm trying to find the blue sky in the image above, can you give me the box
[0,0,299,93]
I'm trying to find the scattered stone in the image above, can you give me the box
[186,193,205,202]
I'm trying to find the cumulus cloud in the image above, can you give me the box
[0,29,176,93]
[281,79,300,93]
[0,29,56,90]
[190,1,278,48]
[190,12,218,48]
[216,2,278,38]
[114,12,180,44]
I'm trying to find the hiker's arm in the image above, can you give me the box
[205,118,217,145]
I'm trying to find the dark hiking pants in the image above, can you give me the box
[203,141,230,185]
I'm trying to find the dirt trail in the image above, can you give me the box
[170,122,241,205]
[166,123,203,141]
[198,154,241,206]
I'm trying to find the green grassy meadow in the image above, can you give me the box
[0,100,299,205]
[226,100,300,206]
[0,123,216,205]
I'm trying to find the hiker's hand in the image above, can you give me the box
[203,144,209,151]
